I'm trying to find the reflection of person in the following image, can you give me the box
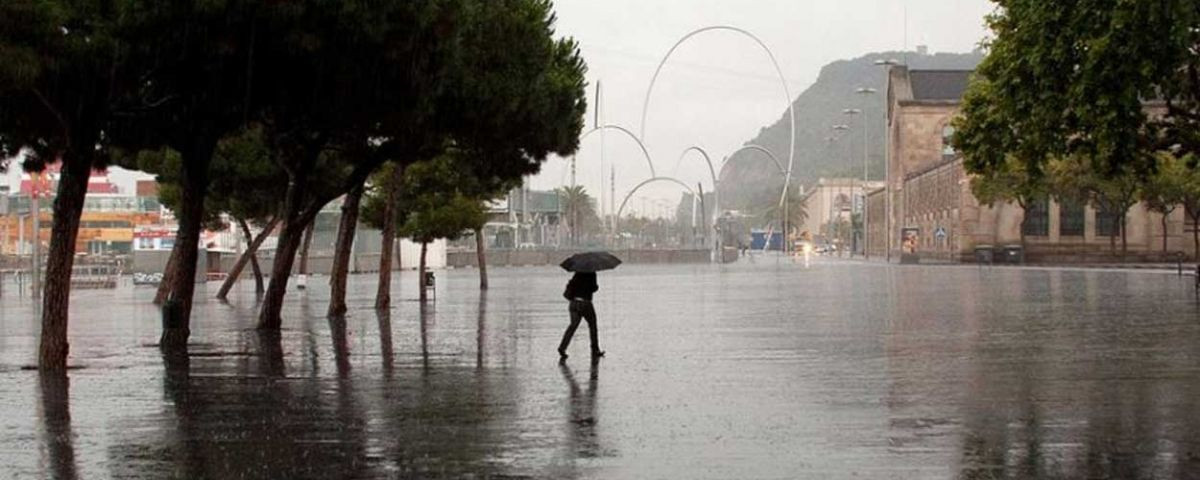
[558,272,604,360]
[560,360,601,458]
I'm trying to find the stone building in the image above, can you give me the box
[867,66,1191,263]
[798,178,883,252]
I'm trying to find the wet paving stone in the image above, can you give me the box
[2,259,1199,479]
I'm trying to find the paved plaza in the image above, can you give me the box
[2,259,1199,478]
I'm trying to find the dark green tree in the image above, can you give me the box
[969,156,1048,249]
[109,0,265,350]
[0,1,133,370]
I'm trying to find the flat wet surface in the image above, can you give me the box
[2,259,1200,479]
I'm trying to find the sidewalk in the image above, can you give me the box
[830,254,1199,275]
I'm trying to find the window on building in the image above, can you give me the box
[1059,199,1085,236]
[941,125,956,160]
[1022,196,1050,237]
[1096,204,1122,238]
[1187,204,1199,233]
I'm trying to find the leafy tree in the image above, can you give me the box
[251,1,465,329]
[108,0,266,350]
[0,1,133,370]
[254,0,586,328]
[1172,154,1200,257]
[1141,154,1190,253]
[396,159,488,302]
[969,156,1048,248]
[954,0,1182,177]
[1048,155,1141,254]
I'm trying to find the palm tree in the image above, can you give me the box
[557,185,597,246]
[760,187,807,236]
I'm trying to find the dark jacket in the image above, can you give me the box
[563,272,598,301]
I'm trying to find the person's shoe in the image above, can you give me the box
[558,348,569,360]
[591,350,605,358]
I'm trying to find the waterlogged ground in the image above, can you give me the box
[2,258,1200,479]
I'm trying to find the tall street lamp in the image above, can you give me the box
[855,88,876,258]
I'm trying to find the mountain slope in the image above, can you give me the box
[718,49,983,213]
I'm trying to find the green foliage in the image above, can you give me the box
[954,0,1194,177]
[1141,153,1190,216]
[0,0,131,169]
[969,156,1047,209]
[396,158,488,243]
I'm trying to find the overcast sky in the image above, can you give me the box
[534,0,995,217]
[5,1,996,218]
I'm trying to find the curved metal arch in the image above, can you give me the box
[722,145,786,178]
[615,176,696,222]
[639,26,795,200]
[671,146,717,188]
[571,124,657,180]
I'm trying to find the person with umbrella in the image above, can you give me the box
[558,252,621,360]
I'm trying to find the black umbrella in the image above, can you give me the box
[560,251,622,273]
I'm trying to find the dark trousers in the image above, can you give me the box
[559,300,600,354]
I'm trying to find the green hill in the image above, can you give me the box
[718,49,983,215]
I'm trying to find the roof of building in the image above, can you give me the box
[909,70,972,101]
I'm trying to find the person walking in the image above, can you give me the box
[558,272,604,360]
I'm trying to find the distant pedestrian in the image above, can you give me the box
[558,272,604,360]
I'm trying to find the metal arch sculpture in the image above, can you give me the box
[571,124,657,180]
[672,146,718,187]
[615,176,696,222]
[723,145,786,178]
[639,26,795,205]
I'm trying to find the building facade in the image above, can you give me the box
[870,67,1190,262]
[799,178,883,251]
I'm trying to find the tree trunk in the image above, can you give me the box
[38,154,92,371]
[1162,212,1170,253]
[258,153,317,331]
[1119,214,1128,256]
[299,221,315,275]
[216,217,279,300]
[153,249,181,305]
[258,213,313,330]
[475,227,488,290]
[160,150,213,353]
[419,240,429,303]
[375,166,404,310]
[1193,212,1200,260]
[239,219,266,294]
[328,185,363,317]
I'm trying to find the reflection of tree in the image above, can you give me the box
[38,373,78,480]
[378,311,395,380]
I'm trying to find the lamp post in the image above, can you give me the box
[874,58,900,261]
[855,88,876,258]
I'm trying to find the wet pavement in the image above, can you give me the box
[2,258,1200,479]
